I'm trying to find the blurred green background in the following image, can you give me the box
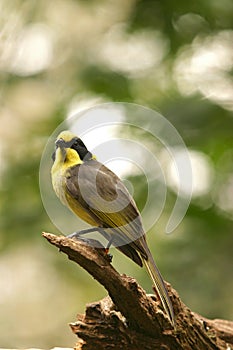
[0,0,233,348]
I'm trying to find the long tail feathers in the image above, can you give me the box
[142,253,175,326]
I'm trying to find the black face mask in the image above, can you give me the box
[70,138,93,161]
[52,137,93,162]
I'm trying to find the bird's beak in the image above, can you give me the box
[55,138,66,148]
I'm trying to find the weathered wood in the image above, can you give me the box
[43,232,233,350]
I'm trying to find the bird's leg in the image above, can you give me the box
[67,227,110,250]
[67,227,104,239]
[104,236,115,262]
[105,236,114,253]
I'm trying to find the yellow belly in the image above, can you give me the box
[52,166,98,227]
[65,190,100,226]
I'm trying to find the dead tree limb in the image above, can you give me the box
[42,232,233,350]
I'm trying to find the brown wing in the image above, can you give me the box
[65,159,148,261]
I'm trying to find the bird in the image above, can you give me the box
[51,130,175,326]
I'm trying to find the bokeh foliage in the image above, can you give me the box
[0,0,233,347]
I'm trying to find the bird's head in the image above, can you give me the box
[52,130,93,165]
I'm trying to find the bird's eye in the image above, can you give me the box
[72,140,79,148]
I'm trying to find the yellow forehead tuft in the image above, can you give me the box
[56,130,78,142]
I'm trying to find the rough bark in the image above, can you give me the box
[42,232,233,350]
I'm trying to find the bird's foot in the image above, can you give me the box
[67,228,113,262]
[105,250,113,262]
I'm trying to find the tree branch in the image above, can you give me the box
[42,232,233,350]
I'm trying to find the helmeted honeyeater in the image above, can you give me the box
[51,130,175,326]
